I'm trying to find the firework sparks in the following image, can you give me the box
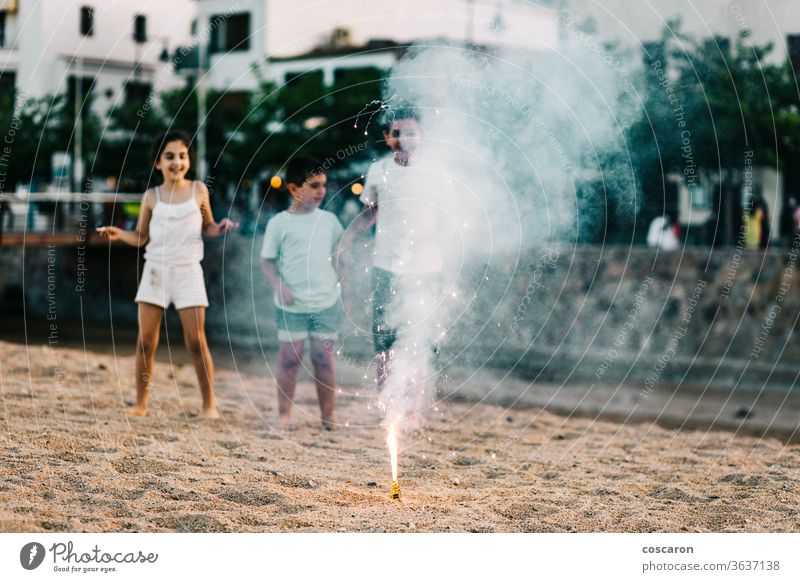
[387,425,400,500]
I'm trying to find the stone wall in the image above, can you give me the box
[4,237,799,391]
[215,239,799,392]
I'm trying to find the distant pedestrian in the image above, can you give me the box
[646,213,680,250]
[743,195,769,250]
[783,197,800,246]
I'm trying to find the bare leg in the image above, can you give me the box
[130,302,164,416]
[376,350,391,392]
[406,359,432,434]
[374,349,393,420]
[276,340,305,428]
[177,306,218,419]
[310,338,336,429]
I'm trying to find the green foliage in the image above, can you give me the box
[0,61,383,195]
[92,68,383,193]
[630,24,798,175]
[94,94,165,190]
[250,67,384,170]
[626,22,800,233]
[0,91,101,191]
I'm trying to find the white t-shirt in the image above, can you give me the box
[646,216,679,251]
[361,154,446,275]
[261,208,344,313]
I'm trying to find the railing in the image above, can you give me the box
[0,192,143,246]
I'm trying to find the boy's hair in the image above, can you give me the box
[152,130,195,166]
[382,104,419,129]
[285,156,324,187]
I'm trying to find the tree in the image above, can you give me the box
[0,90,101,192]
[627,22,799,244]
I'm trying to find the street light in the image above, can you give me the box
[171,42,208,180]
[74,57,84,193]
[197,43,208,180]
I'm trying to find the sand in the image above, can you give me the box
[1,339,799,533]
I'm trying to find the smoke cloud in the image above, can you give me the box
[376,39,639,429]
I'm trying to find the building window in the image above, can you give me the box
[333,67,381,85]
[124,81,151,106]
[0,72,15,98]
[284,70,323,87]
[80,6,94,37]
[690,183,710,211]
[209,12,250,53]
[67,76,95,119]
[133,14,147,43]
[284,72,302,85]
[0,12,6,48]
[788,34,800,74]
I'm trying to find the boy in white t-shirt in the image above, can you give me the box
[344,112,446,396]
[261,157,344,430]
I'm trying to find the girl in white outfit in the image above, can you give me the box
[98,131,237,418]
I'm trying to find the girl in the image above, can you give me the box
[98,131,237,419]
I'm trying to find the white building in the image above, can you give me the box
[191,0,267,92]
[265,37,401,89]
[0,0,193,115]
[264,0,560,57]
[195,0,560,92]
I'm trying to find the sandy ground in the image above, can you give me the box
[1,339,799,533]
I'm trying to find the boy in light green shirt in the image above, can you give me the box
[261,156,344,430]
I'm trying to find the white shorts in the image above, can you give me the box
[135,262,209,310]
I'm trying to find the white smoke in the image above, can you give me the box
[378,40,638,429]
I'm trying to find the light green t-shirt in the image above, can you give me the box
[261,208,344,313]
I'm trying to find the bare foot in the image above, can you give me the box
[201,407,220,420]
[127,405,148,417]
[321,417,336,431]
[276,415,293,431]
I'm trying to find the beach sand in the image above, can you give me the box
[1,339,799,533]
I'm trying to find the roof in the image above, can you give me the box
[268,39,408,63]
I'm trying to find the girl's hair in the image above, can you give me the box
[151,130,195,168]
